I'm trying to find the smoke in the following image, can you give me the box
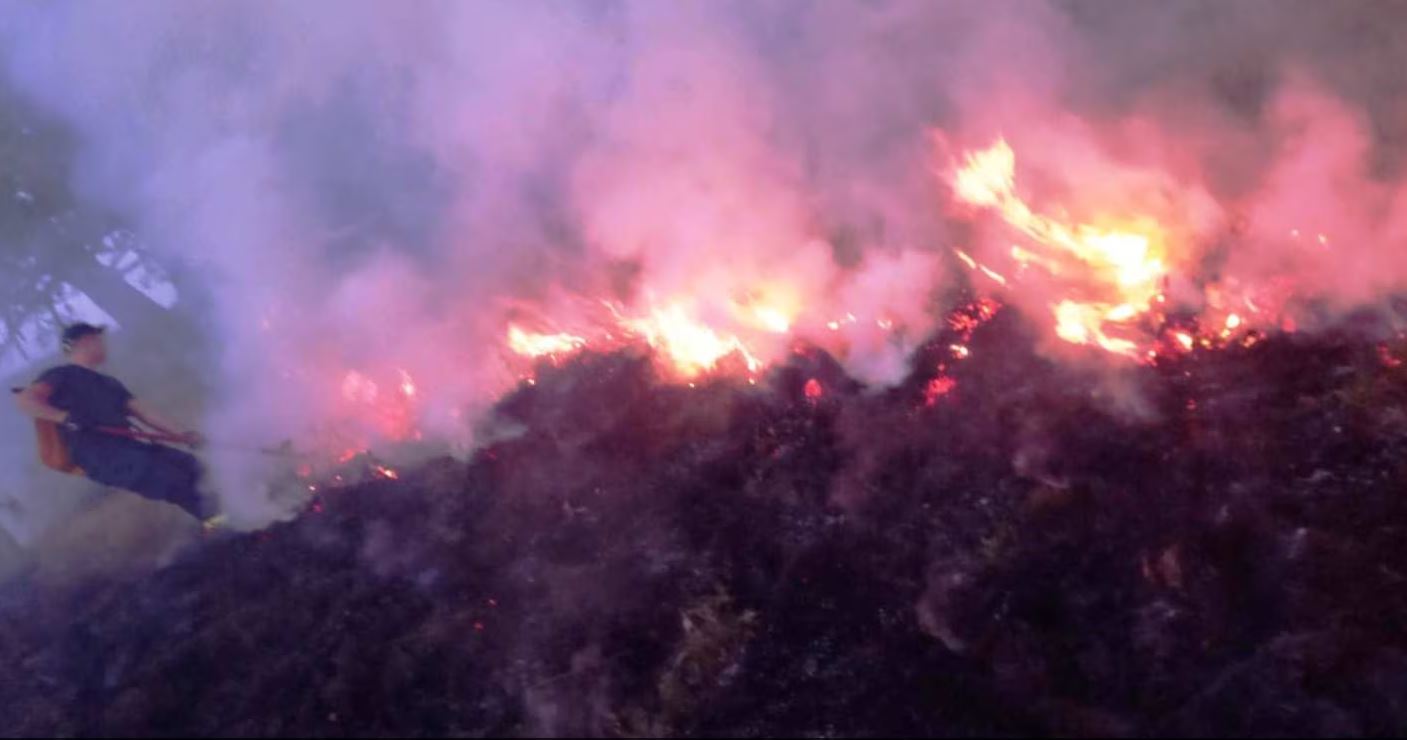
[2,0,1407,532]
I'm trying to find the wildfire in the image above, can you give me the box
[507,302,771,379]
[751,305,792,334]
[622,304,763,378]
[953,138,1169,358]
[508,325,587,358]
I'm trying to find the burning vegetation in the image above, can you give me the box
[9,2,1407,737]
[5,304,1407,736]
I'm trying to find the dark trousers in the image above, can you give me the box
[74,435,212,520]
[127,445,209,520]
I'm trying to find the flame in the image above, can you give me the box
[953,138,1168,358]
[751,305,792,334]
[622,304,762,378]
[1054,300,1138,356]
[508,325,587,358]
[804,378,823,400]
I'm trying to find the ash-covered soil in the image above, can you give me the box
[4,307,1407,737]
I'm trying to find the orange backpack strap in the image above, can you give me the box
[35,419,84,476]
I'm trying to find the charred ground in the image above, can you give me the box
[3,306,1407,737]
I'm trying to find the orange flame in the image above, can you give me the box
[953,138,1168,358]
[623,304,763,377]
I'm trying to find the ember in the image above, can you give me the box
[923,374,957,404]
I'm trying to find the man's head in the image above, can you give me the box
[61,323,108,366]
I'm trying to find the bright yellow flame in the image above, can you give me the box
[508,325,587,357]
[1054,300,1138,356]
[955,248,1009,285]
[978,264,1009,285]
[624,305,761,377]
[954,138,1168,358]
[752,305,792,333]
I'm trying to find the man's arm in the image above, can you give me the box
[128,398,202,446]
[13,383,71,424]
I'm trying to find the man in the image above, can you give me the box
[12,323,217,523]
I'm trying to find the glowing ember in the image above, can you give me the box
[948,298,1002,335]
[398,369,417,398]
[508,325,587,358]
[804,378,823,400]
[953,138,1168,358]
[924,375,957,405]
[372,464,399,480]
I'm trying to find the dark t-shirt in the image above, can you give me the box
[34,364,149,486]
[36,364,133,428]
